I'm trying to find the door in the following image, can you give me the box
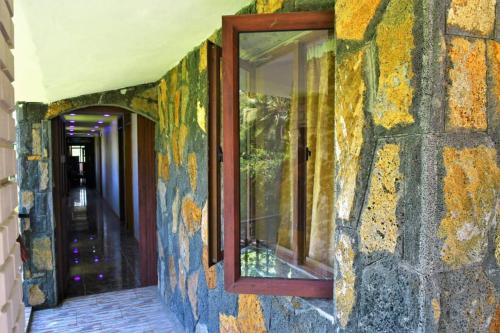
[137,114,158,285]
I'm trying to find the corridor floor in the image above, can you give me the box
[29,287,184,332]
[65,187,141,297]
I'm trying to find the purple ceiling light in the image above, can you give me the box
[97,120,104,124]
[104,114,110,117]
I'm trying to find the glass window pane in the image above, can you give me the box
[239,30,334,280]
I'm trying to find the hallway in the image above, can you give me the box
[64,187,141,298]
[29,287,184,332]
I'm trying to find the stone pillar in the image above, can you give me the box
[16,102,57,308]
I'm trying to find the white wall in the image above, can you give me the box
[131,114,140,241]
[100,120,120,216]
[1,3,25,330]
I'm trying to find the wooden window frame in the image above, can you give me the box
[208,40,224,266]
[222,11,334,298]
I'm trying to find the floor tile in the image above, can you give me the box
[30,287,184,333]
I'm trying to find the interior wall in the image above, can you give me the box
[101,119,121,216]
[131,113,140,241]
[94,136,101,194]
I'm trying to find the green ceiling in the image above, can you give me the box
[63,114,118,136]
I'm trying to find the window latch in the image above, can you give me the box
[306,147,312,161]
[218,145,224,163]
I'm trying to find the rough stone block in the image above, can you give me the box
[372,0,416,130]
[436,268,496,332]
[334,230,356,328]
[447,36,487,131]
[32,237,53,271]
[358,259,420,332]
[359,143,402,256]
[447,0,495,37]
[335,0,382,41]
[438,145,498,269]
[335,47,366,221]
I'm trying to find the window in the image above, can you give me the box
[70,145,86,163]
[222,11,334,298]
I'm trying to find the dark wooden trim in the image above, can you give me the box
[123,114,134,231]
[292,41,307,266]
[208,41,224,265]
[52,116,68,303]
[137,114,158,286]
[222,11,333,299]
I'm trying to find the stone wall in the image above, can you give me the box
[16,82,158,309]
[17,0,500,332]
[334,0,499,332]
[16,102,57,308]
[156,1,335,332]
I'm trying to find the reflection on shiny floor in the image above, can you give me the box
[65,187,141,298]
[30,287,184,333]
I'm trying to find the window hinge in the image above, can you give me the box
[305,147,312,161]
[218,146,224,163]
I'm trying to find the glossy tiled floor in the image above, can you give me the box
[29,287,184,332]
[65,187,141,297]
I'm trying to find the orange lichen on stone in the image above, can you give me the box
[199,43,207,72]
[489,305,500,333]
[174,90,181,127]
[180,85,189,123]
[172,189,180,234]
[46,100,74,119]
[158,153,169,182]
[335,0,382,40]
[170,69,178,93]
[219,295,267,333]
[182,196,202,236]
[201,202,217,289]
[359,144,401,253]
[130,87,158,118]
[256,0,283,14]
[188,153,197,192]
[432,298,441,323]
[172,129,181,166]
[335,49,366,220]
[447,0,495,37]
[439,146,499,268]
[488,41,500,129]
[169,256,176,291]
[237,295,267,333]
[373,0,415,129]
[197,101,207,133]
[188,271,200,320]
[172,124,188,166]
[219,314,240,333]
[158,79,168,132]
[29,285,46,306]
[447,37,487,130]
[335,234,356,327]
[178,124,188,162]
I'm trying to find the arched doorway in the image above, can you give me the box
[51,105,157,301]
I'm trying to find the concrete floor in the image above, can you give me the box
[29,287,183,333]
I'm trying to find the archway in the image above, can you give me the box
[51,105,157,301]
